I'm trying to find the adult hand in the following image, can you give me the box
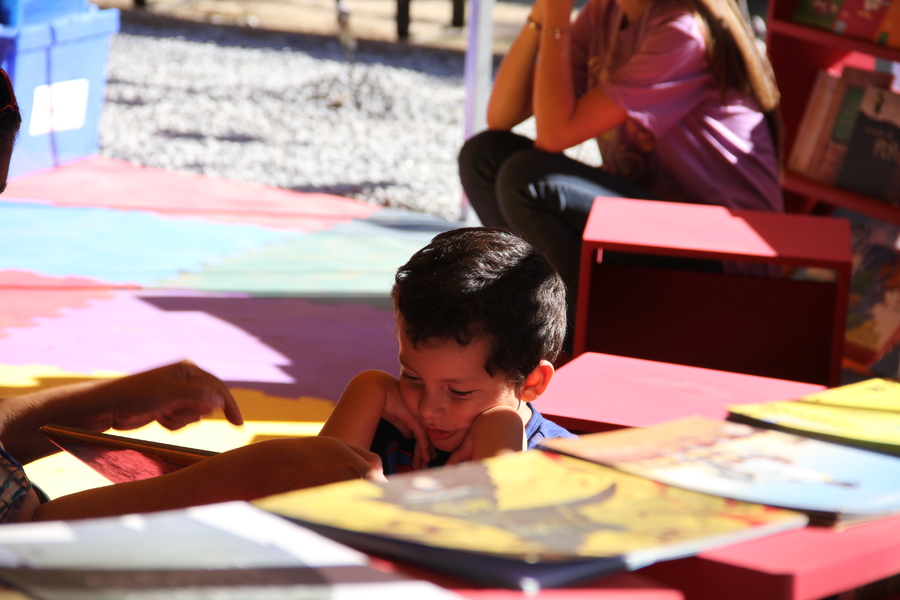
[95,360,243,431]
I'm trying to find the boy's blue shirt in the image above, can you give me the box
[371,403,578,475]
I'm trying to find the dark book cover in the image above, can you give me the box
[837,86,900,204]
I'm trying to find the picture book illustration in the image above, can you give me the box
[41,424,215,484]
[255,450,806,588]
[541,416,900,525]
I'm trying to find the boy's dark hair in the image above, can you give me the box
[392,227,566,385]
[0,68,21,150]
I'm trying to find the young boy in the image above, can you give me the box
[319,227,577,474]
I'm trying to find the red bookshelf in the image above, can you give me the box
[767,0,900,224]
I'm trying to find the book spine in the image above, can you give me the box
[788,70,840,175]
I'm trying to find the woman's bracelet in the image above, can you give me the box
[542,26,569,40]
[525,16,541,31]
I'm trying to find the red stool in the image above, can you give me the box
[573,198,853,386]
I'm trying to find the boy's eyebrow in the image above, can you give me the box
[397,355,483,385]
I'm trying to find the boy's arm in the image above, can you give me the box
[27,436,384,522]
[450,405,526,464]
[319,370,432,470]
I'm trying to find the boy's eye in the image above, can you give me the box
[400,372,421,383]
[449,388,475,398]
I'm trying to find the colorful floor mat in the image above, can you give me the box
[0,157,457,473]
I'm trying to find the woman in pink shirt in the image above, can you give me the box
[458,0,782,348]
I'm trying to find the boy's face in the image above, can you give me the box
[396,325,521,453]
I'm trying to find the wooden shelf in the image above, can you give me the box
[783,171,900,227]
[769,19,900,64]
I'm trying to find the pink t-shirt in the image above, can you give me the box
[570,0,783,213]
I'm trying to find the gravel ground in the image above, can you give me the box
[100,18,474,221]
[99,17,601,221]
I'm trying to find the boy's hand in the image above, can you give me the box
[381,385,433,471]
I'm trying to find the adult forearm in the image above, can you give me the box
[532,3,578,152]
[486,19,541,130]
[0,380,111,464]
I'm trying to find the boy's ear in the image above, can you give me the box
[519,360,555,403]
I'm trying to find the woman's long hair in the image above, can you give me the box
[686,0,783,169]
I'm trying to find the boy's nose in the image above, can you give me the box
[417,389,445,419]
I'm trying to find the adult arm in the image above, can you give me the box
[0,361,242,465]
[485,1,543,130]
[532,0,628,152]
[318,370,432,470]
[28,436,384,522]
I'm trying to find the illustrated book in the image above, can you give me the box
[839,207,900,367]
[541,416,900,526]
[254,450,807,590]
[40,424,216,484]
[790,0,845,30]
[874,0,900,48]
[726,378,900,456]
[0,501,463,600]
[832,0,891,41]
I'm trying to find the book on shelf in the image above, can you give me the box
[40,424,216,484]
[790,0,845,31]
[726,378,900,456]
[788,69,840,175]
[0,501,463,600]
[832,0,891,41]
[805,66,894,185]
[540,415,900,527]
[254,450,807,590]
[836,85,900,205]
[832,208,900,368]
[874,0,900,48]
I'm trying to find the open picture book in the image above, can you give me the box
[253,450,807,590]
[0,501,463,600]
[40,424,216,484]
[540,416,900,527]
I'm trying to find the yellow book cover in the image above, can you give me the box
[255,451,806,590]
[727,379,900,455]
[793,378,900,411]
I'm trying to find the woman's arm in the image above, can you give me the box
[0,361,242,465]
[485,3,543,130]
[28,436,384,522]
[532,0,629,152]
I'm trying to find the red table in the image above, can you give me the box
[574,197,853,386]
[534,351,900,600]
[643,514,900,600]
[539,352,826,433]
